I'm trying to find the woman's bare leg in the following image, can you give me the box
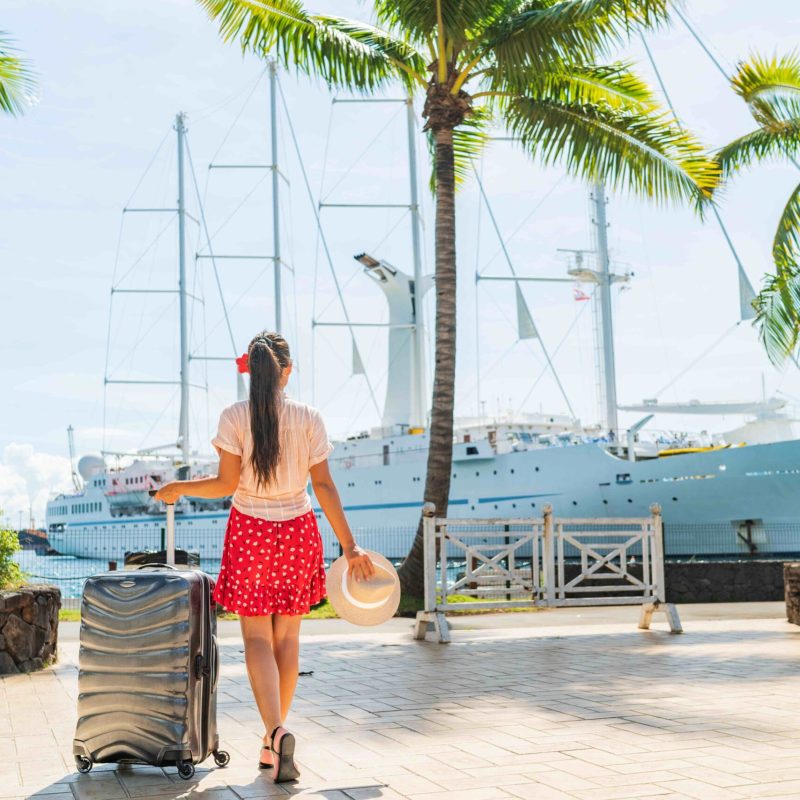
[239,615,283,746]
[271,614,303,721]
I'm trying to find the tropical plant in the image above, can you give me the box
[0,528,24,590]
[718,52,800,363]
[0,32,35,116]
[197,0,719,597]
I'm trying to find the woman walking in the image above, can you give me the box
[155,331,375,783]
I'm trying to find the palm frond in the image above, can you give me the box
[503,96,719,209]
[491,61,659,111]
[773,181,800,274]
[752,262,800,364]
[484,0,671,78]
[426,106,492,191]
[196,0,425,91]
[717,125,800,179]
[0,33,35,116]
[731,51,800,130]
[374,0,513,49]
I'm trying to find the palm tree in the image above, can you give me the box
[198,0,718,597]
[0,33,34,116]
[718,52,800,364]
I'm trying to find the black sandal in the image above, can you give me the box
[270,725,300,783]
[258,743,273,769]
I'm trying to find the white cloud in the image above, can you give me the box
[0,444,72,530]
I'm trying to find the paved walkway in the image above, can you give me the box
[2,603,800,800]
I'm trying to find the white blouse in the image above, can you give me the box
[211,394,334,521]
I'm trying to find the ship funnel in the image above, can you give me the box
[354,252,431,430]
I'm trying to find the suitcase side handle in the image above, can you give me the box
[135,563,180,571]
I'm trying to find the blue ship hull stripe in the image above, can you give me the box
[60,498,472,529]
[477,492,561,504]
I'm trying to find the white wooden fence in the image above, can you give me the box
[414,502,682,643]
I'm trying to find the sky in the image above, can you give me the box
[3,0,800,528]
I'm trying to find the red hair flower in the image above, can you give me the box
[235,352,250,374]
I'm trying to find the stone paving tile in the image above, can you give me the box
[3,613,800,799]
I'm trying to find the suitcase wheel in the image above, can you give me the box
[213,750,231,767]
[177,761,196,780]
[75,756,93,774]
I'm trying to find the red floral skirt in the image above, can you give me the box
[212,505,327,617]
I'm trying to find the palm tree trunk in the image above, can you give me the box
[397,126,457,598]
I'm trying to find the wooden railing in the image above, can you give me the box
[414,503,682,643]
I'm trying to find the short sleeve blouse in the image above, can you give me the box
[211,394,334,521]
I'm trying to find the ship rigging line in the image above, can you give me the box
[644,18,800,378]
[184,136,238,357]
[277,76,382,419]
[472,165,577,419]
[673,9,800,175]
[103,125,177,454]
[514,287,596,419]
[639,32,757,321]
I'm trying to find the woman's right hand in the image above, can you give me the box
[344,544,376,582]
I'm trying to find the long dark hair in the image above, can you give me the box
[247,331,291,489]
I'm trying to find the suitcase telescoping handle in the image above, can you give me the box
[148,490,176,567]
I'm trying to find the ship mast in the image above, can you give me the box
[176,112,190,463]
[592,182,619,442]
[269,61,282,332]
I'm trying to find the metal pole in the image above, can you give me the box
[592,183,619,441]
[406,97,426,428]
[270,62,282,332]
[176,112,190,463]
[166,504,176,567]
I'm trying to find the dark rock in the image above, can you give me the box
[0,651,18,674]
[664,560,786,604]
[0,586,60,673]
[785,563,800,626]
[3,614,34,662]
[0,593,22,612]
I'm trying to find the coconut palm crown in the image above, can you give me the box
[198,0,719,596]
[719,52,800,364]
[0,33,34,116]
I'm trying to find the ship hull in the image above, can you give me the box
[48,438,800,562]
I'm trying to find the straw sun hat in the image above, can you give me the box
[325,550,401,625]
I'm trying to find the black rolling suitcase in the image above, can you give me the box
[73,500,229,780]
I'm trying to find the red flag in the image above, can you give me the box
[573,286,590,301]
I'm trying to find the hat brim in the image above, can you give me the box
[325,550,401,626]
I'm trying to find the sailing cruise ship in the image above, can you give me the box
[45,74,800,565]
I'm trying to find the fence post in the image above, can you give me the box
[422,502,437,613]
[413,502,451,643]
[650,503,665,603]
[639,502,683,634]
[543,504,555,606]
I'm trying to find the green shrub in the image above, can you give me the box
[0,528,24,590]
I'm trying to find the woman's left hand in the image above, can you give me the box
[154,482,184,504]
